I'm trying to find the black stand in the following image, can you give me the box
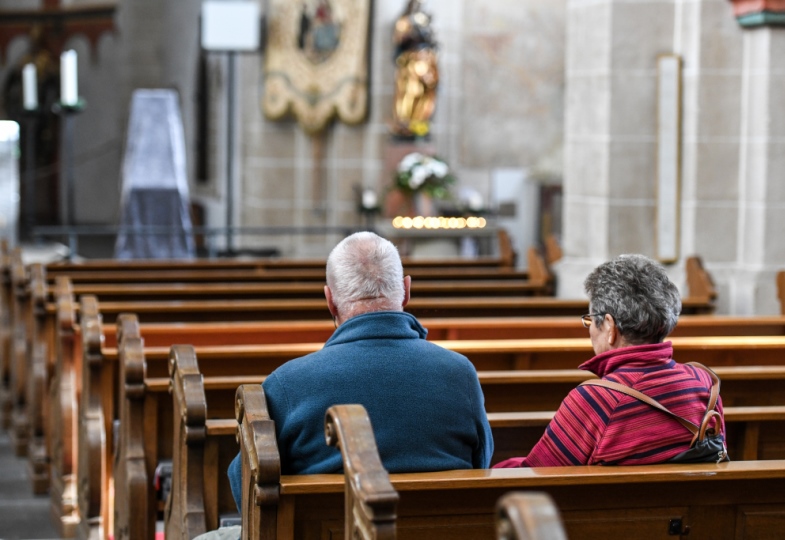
[225,51,237,254]
[22,109,39,241]
[53,99,85,228]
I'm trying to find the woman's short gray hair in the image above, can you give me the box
[584,254,681,344]
[326,232,405,314]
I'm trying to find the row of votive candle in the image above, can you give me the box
[22,49,79,111]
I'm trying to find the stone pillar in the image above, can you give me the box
[679,0,785,314]
[731,26,785,313]
[558,0,676,298]
[560,0,785,314]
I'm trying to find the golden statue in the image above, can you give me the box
[391,0,439,138]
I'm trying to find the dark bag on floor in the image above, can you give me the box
[581,362,729,464]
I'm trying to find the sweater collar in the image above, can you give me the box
[324,311,428,346]
[579,341,674,378]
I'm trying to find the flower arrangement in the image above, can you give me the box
[394,152,455,199]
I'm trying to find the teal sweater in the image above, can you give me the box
[228,310,493,510]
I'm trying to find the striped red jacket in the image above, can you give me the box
[493,341,726,467]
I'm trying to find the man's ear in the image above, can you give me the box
[324,285,339,318]
[402,275,411,308]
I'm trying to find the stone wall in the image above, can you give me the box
[1,0,565,259]
[198,0,567,257]
[558,0,785,314]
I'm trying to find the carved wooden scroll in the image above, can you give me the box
[324,404,398,540]
[778,272,785,316]
[166,344,208,540]
[235,384,280,540]
[686,256,717,307]
[27,263,49,493]
[0,241,12,429]
[496,492,567,540]
[10,249,29,456]
[525,248,552,295]
[263,0,371,133]
[77,294,107,540]
[113,315,148,540]
[50,276,79,537]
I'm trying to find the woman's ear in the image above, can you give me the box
[605,313,617,346]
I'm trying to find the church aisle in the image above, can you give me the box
[0,430,61,540]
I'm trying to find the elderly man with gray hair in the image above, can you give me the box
[226,231,493,511]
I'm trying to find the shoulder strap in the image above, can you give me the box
[579,361,722,444]
[580,379,700,435]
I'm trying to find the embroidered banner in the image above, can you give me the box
[263,0,371,134]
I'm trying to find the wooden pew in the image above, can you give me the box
[235,386,785,540]
[79,316,785,537]
[8,249,33,456]
[495,492,568,540]
[326,407,572,540]
[21,249,713,474]
[151,346,785,540]
[322,405,399,540]
[52,304,778,536]
[43,228,517,273]
[0,242,14,429]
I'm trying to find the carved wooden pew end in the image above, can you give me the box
[325,404,399,540]
[496,492,568,540]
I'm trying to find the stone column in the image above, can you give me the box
[726,3,785,314]
[560,0,785,314]
[558,0,676,298]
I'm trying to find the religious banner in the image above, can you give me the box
[263,0,371,134]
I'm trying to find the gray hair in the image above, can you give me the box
[326,232,405,316]
[584,254,681,344]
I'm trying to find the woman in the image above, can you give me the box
[495,254,726,467]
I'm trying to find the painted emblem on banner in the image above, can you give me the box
[264,0,370,133]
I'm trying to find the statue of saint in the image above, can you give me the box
[391,0,439,139]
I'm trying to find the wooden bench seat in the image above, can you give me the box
[235,386,785,540]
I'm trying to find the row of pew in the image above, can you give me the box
[3,241,785,539]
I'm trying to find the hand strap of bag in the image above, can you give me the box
[580,362,721,446]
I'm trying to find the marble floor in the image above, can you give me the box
[0,429,61,540]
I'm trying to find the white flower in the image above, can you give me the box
[398,152,423,172]
[408,165,428,189]
[430,160,448,178]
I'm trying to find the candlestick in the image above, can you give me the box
[60,50,78,106]
[23,63,38,111]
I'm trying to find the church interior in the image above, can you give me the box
[1,0,785,538]
[0,0,783,314]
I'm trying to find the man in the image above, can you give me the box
[227,231,493,510]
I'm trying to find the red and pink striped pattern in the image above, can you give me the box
[494,342,726,468]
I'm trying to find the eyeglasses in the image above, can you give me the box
[581,313,603,328]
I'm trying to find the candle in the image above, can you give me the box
[362,189,378,209]
[23,63,38,111]
[60,49,78,106]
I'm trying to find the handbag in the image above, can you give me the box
[580,362,729,464]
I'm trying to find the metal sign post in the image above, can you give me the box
[201,1,262,254]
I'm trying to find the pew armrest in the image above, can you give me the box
[236,384,280,540]
[324,404,399,540]
[496,491,568,540]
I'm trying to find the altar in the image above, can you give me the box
[376,218,501,260]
